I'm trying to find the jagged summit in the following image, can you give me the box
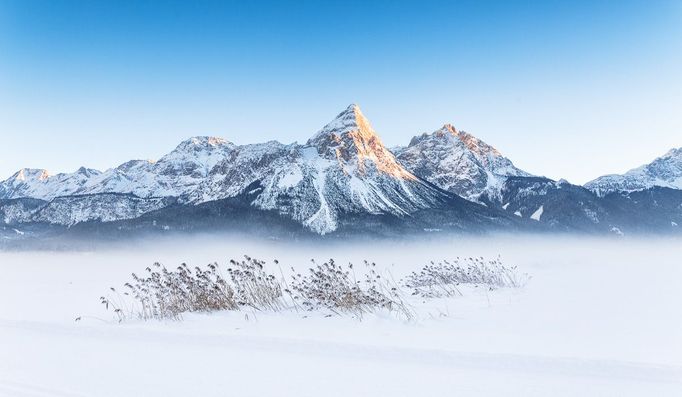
[307,104,414,179]
[162,136,235,170]
[175,136,233,151]
[395,124,530,201]
[75,167,101,176]
[12,168,50,182]
[409,124,504,159]
[307,104,374,149]
[664,147,682,158]
[0,167,103,201]
[3,104,680,237]
[585,146,682,196]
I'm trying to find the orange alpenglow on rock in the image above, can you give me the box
[307,104,416,180]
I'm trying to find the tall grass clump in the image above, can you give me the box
[287,259,413,320]
[101,256,283,321]
[101,255,528,322]
[403,256,530,298]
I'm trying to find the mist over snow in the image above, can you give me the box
[1,236,680,396]
[2,1,681,396]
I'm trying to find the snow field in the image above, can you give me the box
[0,236,680,396]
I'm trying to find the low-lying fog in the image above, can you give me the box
[1,235,680,396]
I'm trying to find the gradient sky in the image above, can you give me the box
[1,0,680,184]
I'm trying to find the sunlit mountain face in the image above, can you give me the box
[1,105,681,240]
[393,123,531,203]
[307,104,417,180]
[0,105,466,236]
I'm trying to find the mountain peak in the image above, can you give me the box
[441,123,458,134]
[76,166,101,177]
[308,103,373,144]
[175,136,232,151]
[663,147,682,158]
[431,124,504,158]
[586,146,682,195]
[343,103,361,113]
[408,124,461,147]
[306,104,414,179]
[13,168,50,182]
[396,125,531,201]
[337,103,363,119]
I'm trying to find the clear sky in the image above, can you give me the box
[1,0,680,184]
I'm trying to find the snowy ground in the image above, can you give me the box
[1,236,681,396]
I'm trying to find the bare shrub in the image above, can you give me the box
[287,259,413,320]
[404,256,530,298]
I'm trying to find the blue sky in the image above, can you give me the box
[1,0,680,183]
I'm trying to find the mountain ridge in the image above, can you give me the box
[393,123,531,202]
[1,104,680,239]
[585,147,682,196]
[1,105,479,235]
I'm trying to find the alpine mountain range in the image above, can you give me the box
[2,104,681,243]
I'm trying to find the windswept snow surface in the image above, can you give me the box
[1,237,681,396]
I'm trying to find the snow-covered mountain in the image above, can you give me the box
[0,137,235,201]
[585,148,682,196]
[85,136,236,198]
[393,124,531,202]
[0,167,101,201]
[183,104,449,234]
[0,198,46,225]
[492,175,682,234]
[32,194,173,226]
[1,104,679,238]
[0,105,461,234]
